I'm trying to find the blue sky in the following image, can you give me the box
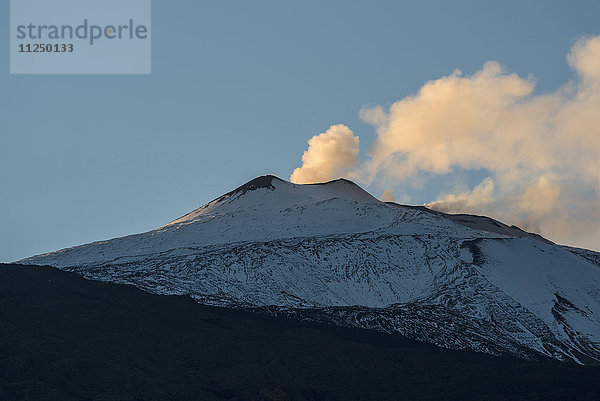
[2,0,600,261]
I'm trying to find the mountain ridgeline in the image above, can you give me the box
[20,175,600,364]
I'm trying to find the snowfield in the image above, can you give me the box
[20,175,600,364]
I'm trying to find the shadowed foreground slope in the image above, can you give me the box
[1,264,599,401]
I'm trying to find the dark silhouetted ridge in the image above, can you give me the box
[2,263,600,401]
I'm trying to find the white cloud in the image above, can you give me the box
[291,35,600,250]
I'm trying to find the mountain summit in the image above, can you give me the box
[165,175,381,228]
[19,175,600,364]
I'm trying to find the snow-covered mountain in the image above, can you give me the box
[19,175,600,364]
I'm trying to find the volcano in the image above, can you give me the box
[20,175,600,364]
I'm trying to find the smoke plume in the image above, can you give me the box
[290,124,360,184]
[380,190,397,203]
[291,35,600,251]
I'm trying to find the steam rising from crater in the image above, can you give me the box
[291,35,600,250]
